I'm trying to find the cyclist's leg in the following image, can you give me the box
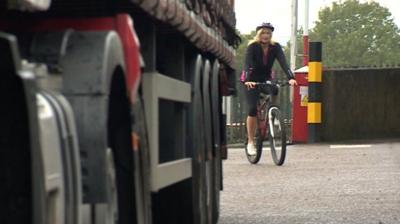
[245,88,259,145]
[247,117,257,144]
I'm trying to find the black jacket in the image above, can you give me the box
[241,42,295,82]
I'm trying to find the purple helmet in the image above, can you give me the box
[256,22,274,32]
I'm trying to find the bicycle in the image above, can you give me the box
[245,80,288,166]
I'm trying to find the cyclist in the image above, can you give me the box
[240,22,297,155]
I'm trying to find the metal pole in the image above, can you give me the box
[290,0,298,71]
[308,42,322,143]
[289,0,298,108]
[303,0,309,66]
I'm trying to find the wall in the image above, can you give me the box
[322,68,400,141]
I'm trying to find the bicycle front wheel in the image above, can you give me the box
[268,107,287,166]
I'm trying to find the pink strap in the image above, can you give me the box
[240,70,246,82]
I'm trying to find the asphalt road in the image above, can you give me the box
[219,141,400,224]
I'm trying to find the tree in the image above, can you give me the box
[310,0,400,67]
[282,28,305,71]
[235,30,256,73]
[231,31,255,126]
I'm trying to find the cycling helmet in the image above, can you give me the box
[256,22,274,32]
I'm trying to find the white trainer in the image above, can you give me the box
[247,143,257,155]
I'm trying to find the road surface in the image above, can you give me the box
[219,141,400,224]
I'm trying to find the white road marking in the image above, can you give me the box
[329,144,372,149]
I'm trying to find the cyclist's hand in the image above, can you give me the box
[244,82,257,89]
[289,79,297,86]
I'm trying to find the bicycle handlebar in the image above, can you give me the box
[254,80,290,87]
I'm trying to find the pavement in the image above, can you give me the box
[219,140,400,224]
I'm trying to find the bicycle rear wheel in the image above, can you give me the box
[268,107,287,166]
[245,126,263,164]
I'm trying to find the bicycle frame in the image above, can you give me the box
[245,80,289,165]
[256,93,272,139]
[256,80,287,139]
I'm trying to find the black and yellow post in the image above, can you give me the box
[308,42,322,142]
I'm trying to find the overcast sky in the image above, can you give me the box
[235,0,400,43]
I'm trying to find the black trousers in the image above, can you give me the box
[245,84,278,117]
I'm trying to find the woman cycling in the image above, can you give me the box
[240,22,297,155]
